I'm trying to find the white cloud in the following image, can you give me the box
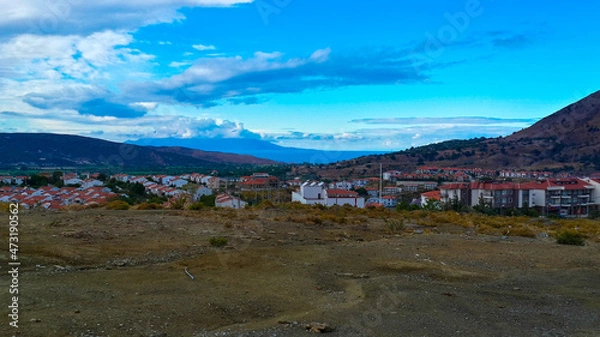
[169,61,192,68]
[0,0,255,37]
[193,44,216,51]
[309,47,331,63]
[0,31,152,81]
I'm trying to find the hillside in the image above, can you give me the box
[130,137,383,164]
[0,133,277,171]
[295,91,600,179]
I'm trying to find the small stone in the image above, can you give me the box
[74,309,80,313]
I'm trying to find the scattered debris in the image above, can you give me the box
[185,267,195,280]
[335,272,369,279]
[305,322,335,333]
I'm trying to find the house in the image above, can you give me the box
[170,179,189,188]
[330,180,353,190]
[324,189,365,208]
[383,170,402,181]
[421,190,441,207]
[64,178,84,186]
[380,195,397,208]
[215,193,247,209]
[81,179,104,189]
[112,174,130,182]
[194,186,213,201]
[292,181,365,208]
[208,177,225,190]
[365,187,379,197]
[292,181,326,205]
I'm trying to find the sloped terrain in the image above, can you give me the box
[301,91,600,179]
[1,208,598,337]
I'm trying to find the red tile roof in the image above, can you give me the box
[326,189,359,198]
[421,190,441,200]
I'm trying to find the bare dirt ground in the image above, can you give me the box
[1,208,599,337]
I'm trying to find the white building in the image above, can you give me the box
[170,179,189,188]
[292,181,365,208]
[215,193,247,209]
[81,179,104,189]
[195,186,213,201]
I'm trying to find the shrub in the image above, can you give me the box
[0,203,9,213]
[169,195,187,210]
[136,202,162,210]
[555,230,585,246]
[106,200,130,210]
[384,218,405,233]
[187,202,205,211]
[507,226,536,238]
[209,237,228,248]
[256,200,276,209]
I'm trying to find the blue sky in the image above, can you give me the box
[1,0,599,151]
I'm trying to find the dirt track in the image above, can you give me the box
[1,209,599,337]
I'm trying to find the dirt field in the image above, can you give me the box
[1,208,599,337]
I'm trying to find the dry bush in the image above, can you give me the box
[476,224,502,235]
[135,202,163,210]
[506,226,537,238]
[106,200,130,210]
[62,204,92,211]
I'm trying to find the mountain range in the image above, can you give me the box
[294,90,600,179]
[0,133,277,171]
[128,137,383,164]
[1,91,598,175]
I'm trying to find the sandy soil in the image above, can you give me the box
[1,208,599,337]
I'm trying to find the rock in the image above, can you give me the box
[305,322,335,333]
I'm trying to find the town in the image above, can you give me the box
[2,166,599,218]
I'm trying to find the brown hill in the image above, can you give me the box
[295,91,600,179]
[0,133,278,170]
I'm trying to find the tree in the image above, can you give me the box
[353,187,368,197]
[27,174,49,188]
[422,199,441,211]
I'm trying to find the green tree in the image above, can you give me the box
[27,174,49,188]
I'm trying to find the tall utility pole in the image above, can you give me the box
[379,163,383,201]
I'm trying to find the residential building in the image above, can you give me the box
[194,186,213,201]
[292,181,365,208]
[421,190,441,207]
[215,193,247,209]
[439,183,469,205]
[544,179,594,217]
